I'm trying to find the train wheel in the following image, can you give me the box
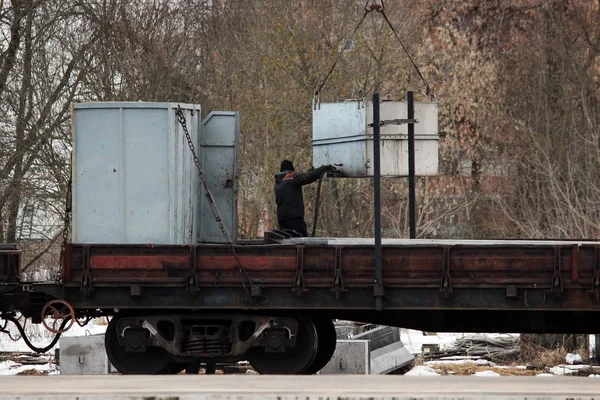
[303,316,337,374]
[105,315,180,374]
[247,314,318,374]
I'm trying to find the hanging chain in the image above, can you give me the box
[175,106,253,298]
[315,0,436,101]
[314,1,379,99]
[379,5,436,101]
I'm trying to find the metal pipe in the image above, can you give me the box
[373,92,383,310]
[408,91,416,239]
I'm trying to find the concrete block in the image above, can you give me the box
[353,325,399,351]
[59,335,111,375]
[321,326,415,375]
[371,341,414,374]
[318,340,370,375]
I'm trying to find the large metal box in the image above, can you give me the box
[72,102,201,244]
[59,335,112,375]
[199,112,240,243]
[312,100,439,177]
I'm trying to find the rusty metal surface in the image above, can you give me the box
[4,240,599,334]
[57,241,600,316]
[65,242,600,291]
[0,244,21,282]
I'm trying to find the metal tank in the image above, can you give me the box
[312,99,439,177]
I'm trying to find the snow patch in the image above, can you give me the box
[0,360,55,376]
[550,364,589,375]
[495,365,527,370]
[425,359,495,367]
[439,356,481,361]
[404,366,440,376]
[474,370,500,377]
[566,353,582,365]
[536,373,554,377]
[0,318,107,353]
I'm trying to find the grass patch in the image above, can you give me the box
[519,337,571,368]
[432,363,539,376]
[17,369,49,376]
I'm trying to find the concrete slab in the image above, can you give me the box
[59,335,111,375]
[319,340,370,374]
[0,375,599,400]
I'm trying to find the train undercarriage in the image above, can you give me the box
[101,311,335,375]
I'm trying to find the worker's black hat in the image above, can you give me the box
[280,159,294,172]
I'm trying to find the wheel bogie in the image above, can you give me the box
[104,311,336,375]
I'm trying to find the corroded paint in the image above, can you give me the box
[90,255,189,270]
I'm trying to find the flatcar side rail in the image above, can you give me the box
[49,240,600,311]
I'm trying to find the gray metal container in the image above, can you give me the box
[312,100,439,177]
[72,102,201,244]
[72,102,240,244]
[199,111,240,243]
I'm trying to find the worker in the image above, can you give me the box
[274,160,335,237]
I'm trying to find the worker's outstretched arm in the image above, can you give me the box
[293,165,334,186]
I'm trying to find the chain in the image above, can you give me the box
[379,7,436,101]
[175,106,253,298]
[314,1,379,99]
[315,0,436,102]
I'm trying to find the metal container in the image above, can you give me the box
[312,100,439,177]
[199,112,240,243]
[72,102,201,244]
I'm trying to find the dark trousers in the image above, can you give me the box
[278,219,308,237]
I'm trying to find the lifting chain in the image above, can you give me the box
[378,3,436,101]
[314,1,376,102]
[175,106,254,299]
[314,0,436,103]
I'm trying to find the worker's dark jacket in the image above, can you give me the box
[274,166,330,223]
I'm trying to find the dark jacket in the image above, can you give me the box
[274,165,330,222]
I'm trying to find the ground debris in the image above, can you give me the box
[423,334,520,362]
[16,368,49,376]
[0,352,51,365]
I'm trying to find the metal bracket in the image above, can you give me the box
[571,244,579,282]
[251,285,264,298]
[80,246,93,296]
[551,246,563,298]
[187,246,197,296]
[332,247,345,299]
[440,247,452,298]
[367,118,418,128]
[292,247,306,297]
[593,247,600,301]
